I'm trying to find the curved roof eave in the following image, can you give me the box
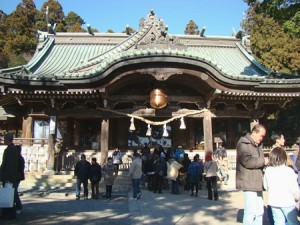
[55,54,267,88]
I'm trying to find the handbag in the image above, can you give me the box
[204,162,213,181]
[0,183,15,208]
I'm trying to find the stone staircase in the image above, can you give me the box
[19,170,132,194]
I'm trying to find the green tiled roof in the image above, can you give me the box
[32,43,116,77]
[1,10,299,88]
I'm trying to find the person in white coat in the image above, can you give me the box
[263,147,299,225]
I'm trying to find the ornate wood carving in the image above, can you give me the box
[142,68,183,81]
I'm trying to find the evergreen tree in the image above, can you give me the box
[36,0,66,32]
[243,0,300,75]
[65,11,85,32]
[122,26,135,34]
[184,20,199,35]
[2,0,38,67]
[0,10,9,68]
[67,23,86,32]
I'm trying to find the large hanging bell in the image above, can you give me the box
[150,89,168,109]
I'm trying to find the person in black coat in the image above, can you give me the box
[74,154,91,200]
[0,133,19,220]
[90,158,101,199]
[153,153,167,194]
[15,145,25,213]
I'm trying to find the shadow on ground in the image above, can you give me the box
[2,193,130,225]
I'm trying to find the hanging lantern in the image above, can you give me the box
[180,117,186,129]
[129,117,136,131]
[150,88,168,109]
[146,124,152,136]
[162,124,168,137]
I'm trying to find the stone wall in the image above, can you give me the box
[0,145,48,172]
[0,145,238,172]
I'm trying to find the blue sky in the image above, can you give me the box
[0,0,249,36]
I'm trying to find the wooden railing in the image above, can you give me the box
[0,138,49,146]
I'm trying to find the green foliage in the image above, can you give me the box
[107,29,114,33]
[68,23,86,32]
[7,54,27,67]
[243,0,300,74]
[283,11,300,37]
[0,52,9,69]
[122,26,135,34]
[91,28,99,33]
[2,0,38,57]
[4,35,37,56]
[65,11,85,31]
[184,20,199,35]
[0,0,92,68]
[36,0,66,32]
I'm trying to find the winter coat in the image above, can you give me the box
[188,161,202,183]
[18,154,25,181]
[0,143,19,183]
[264,165,299,207]
[236,133,265,191]
[74,160,91,180]
[153,158,167,177]
[128,157,142,179]
[90,163,102,182]
[102,163,117,185]
[167,160,183,181]
[204,160,218,177]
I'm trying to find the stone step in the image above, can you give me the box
[19,170,131,192]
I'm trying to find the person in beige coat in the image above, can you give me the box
[167,158,183,194]
[128,152,143,199]
[102,157,118,200]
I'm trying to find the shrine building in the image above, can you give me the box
[1,10,300,168]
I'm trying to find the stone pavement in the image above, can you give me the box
[128,187,270,225]
[2,172,272,225]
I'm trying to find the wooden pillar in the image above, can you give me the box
[227,118,235,148]
[46,133,55,172]
[203,110,213,153]
[74,120,80,146]
[22,116,32,146]
[100,119,109,165]
[46,116,56,173]
[66,118,74,147]
[188,118,195,149]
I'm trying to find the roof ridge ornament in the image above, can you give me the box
[142,9,168,35]
[137,9,184,49]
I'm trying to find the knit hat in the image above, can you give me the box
[4,133,13,141]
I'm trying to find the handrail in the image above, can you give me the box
[0,138,49,146]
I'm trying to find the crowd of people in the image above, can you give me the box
[128,143,230,201]
[2,125,300,225]
[74,149,122,201]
